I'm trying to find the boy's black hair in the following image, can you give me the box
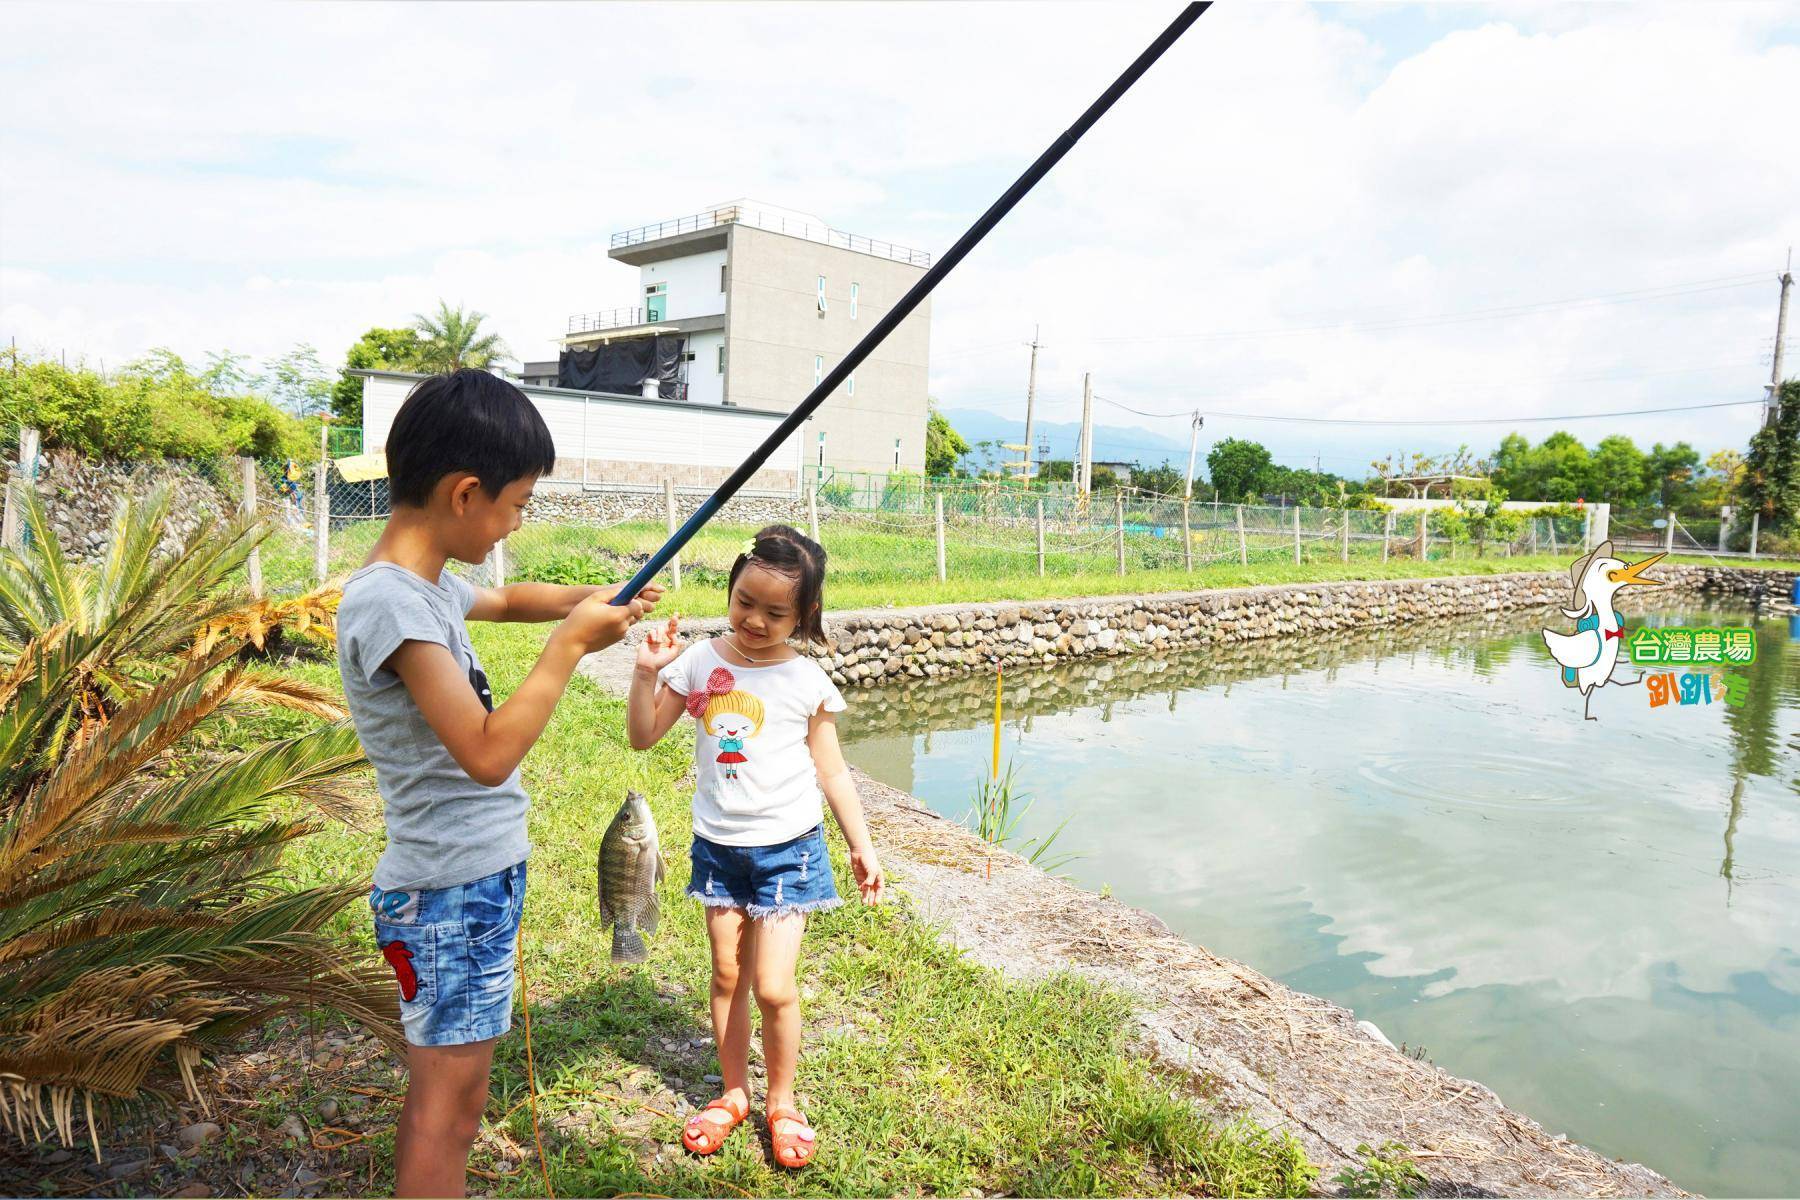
[730,524,828,644]
[386,369,557,507]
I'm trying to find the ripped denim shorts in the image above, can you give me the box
[687,824,842,921]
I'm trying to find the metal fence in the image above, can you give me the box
[5,437,1762,604]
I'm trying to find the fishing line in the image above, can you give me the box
[515,932,554,1198]
[613,2,1213,605]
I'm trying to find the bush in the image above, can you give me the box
[0,348,315,462]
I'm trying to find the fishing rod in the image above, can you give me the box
[614,1,1211,605]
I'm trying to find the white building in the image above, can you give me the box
[353,369,806,494]
[557,200,934,477]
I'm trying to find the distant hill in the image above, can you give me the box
[938,407,1192,468]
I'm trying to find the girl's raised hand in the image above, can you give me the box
[850,844,885,905]
[636,613,684,673]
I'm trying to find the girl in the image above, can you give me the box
[627,524,885,1170]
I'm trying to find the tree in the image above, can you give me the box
[333,327,423,424]
[924,405,970,477]
[200,350,255,397]
[1130,460,1186,496]
[1038,459,1074,483]
[1738,380,1800,538]
[1589,435,1648,506]
[411,301,511,373]
[1207,437,1274,502]
[1697,448,1746,510]
[1643,441,1701,511]
[259,344,335,419]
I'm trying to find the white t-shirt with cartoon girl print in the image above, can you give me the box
[659,638,847,847]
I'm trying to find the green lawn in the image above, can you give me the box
[258,624,1315,1197]
[259,513,1795,619]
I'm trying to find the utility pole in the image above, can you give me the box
[1023,325,1041,482]
[1184,412,1203,500]
[1079,372,1094,495]
[1766,250,1793,428]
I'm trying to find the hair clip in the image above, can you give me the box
[740,538,757,559]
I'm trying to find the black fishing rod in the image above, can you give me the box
[614,2,1211,605]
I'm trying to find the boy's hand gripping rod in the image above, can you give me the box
[614,2,1211,605]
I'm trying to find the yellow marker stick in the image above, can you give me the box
[992,665,1004,780]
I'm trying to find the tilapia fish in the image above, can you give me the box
[597,790,664,963]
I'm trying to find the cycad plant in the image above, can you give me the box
[0,487,400,1156]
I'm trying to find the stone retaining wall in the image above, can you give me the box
[15,452,246,564]
[804,563,1794,686]
[525,488,809,529]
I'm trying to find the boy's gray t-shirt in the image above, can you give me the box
[337,562,530,892]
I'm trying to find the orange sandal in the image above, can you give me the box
[682,1093,749,1155]
[766,1104,816,1169]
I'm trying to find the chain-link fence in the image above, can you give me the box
[10,436,1742,605]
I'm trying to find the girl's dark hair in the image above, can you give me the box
[729,524,827,644]
[387,369,557,507]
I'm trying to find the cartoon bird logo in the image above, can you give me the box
[1541,540,1664,721]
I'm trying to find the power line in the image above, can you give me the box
[1095,393,1195,419]
[1076,273,1770,345]
[1192,398,1765,427]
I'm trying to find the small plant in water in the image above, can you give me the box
[1334,1140,1428,1199]
[969,761,1080,874]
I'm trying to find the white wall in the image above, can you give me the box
[684,330,724,406]
[358,371,803,491]
[642,248,727,321]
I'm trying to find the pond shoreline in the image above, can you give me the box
[598,563,1794,693]
[579,566,1776,1194]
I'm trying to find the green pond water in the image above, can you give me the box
[837,599,1800,1197]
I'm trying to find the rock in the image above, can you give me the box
[703,1073,723,1084]
[107,1158,147,1179]
[317,1098,339,1122]
[178,1121,221,1148]
[172,1185,212,1198]
[44,1148,73,1165]
[295,1167,323,1186]
[160,1142,183,1162]
[278,1113,306,1140]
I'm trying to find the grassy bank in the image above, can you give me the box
[252,624,1315,1197]
[264,514,1798,618]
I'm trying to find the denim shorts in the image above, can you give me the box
[688,825,842,921]
[369,861,526,1047]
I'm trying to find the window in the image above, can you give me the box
[850,282,858,319]
[817,431,827,469]
[717,344,726,374]
[894,438,902,468]
[814,355,823,386]
[645,281,667,322]
[817,275,827,314]
[847,373,855,397]
[720,264,728,293]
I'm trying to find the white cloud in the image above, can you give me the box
[2,1,1796,465]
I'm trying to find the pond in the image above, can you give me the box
[838,598,1800,1198]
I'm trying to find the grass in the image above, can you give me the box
[259,513,1800,619]
[246,623,1316,1197]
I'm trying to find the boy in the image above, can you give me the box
[336,369,659,1197]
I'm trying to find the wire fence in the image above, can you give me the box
[253,462,1601,597]
[11,441,1752,604]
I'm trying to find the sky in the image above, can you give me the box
[3,1,1798,477]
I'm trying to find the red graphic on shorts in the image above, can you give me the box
[381,940,419,1001]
